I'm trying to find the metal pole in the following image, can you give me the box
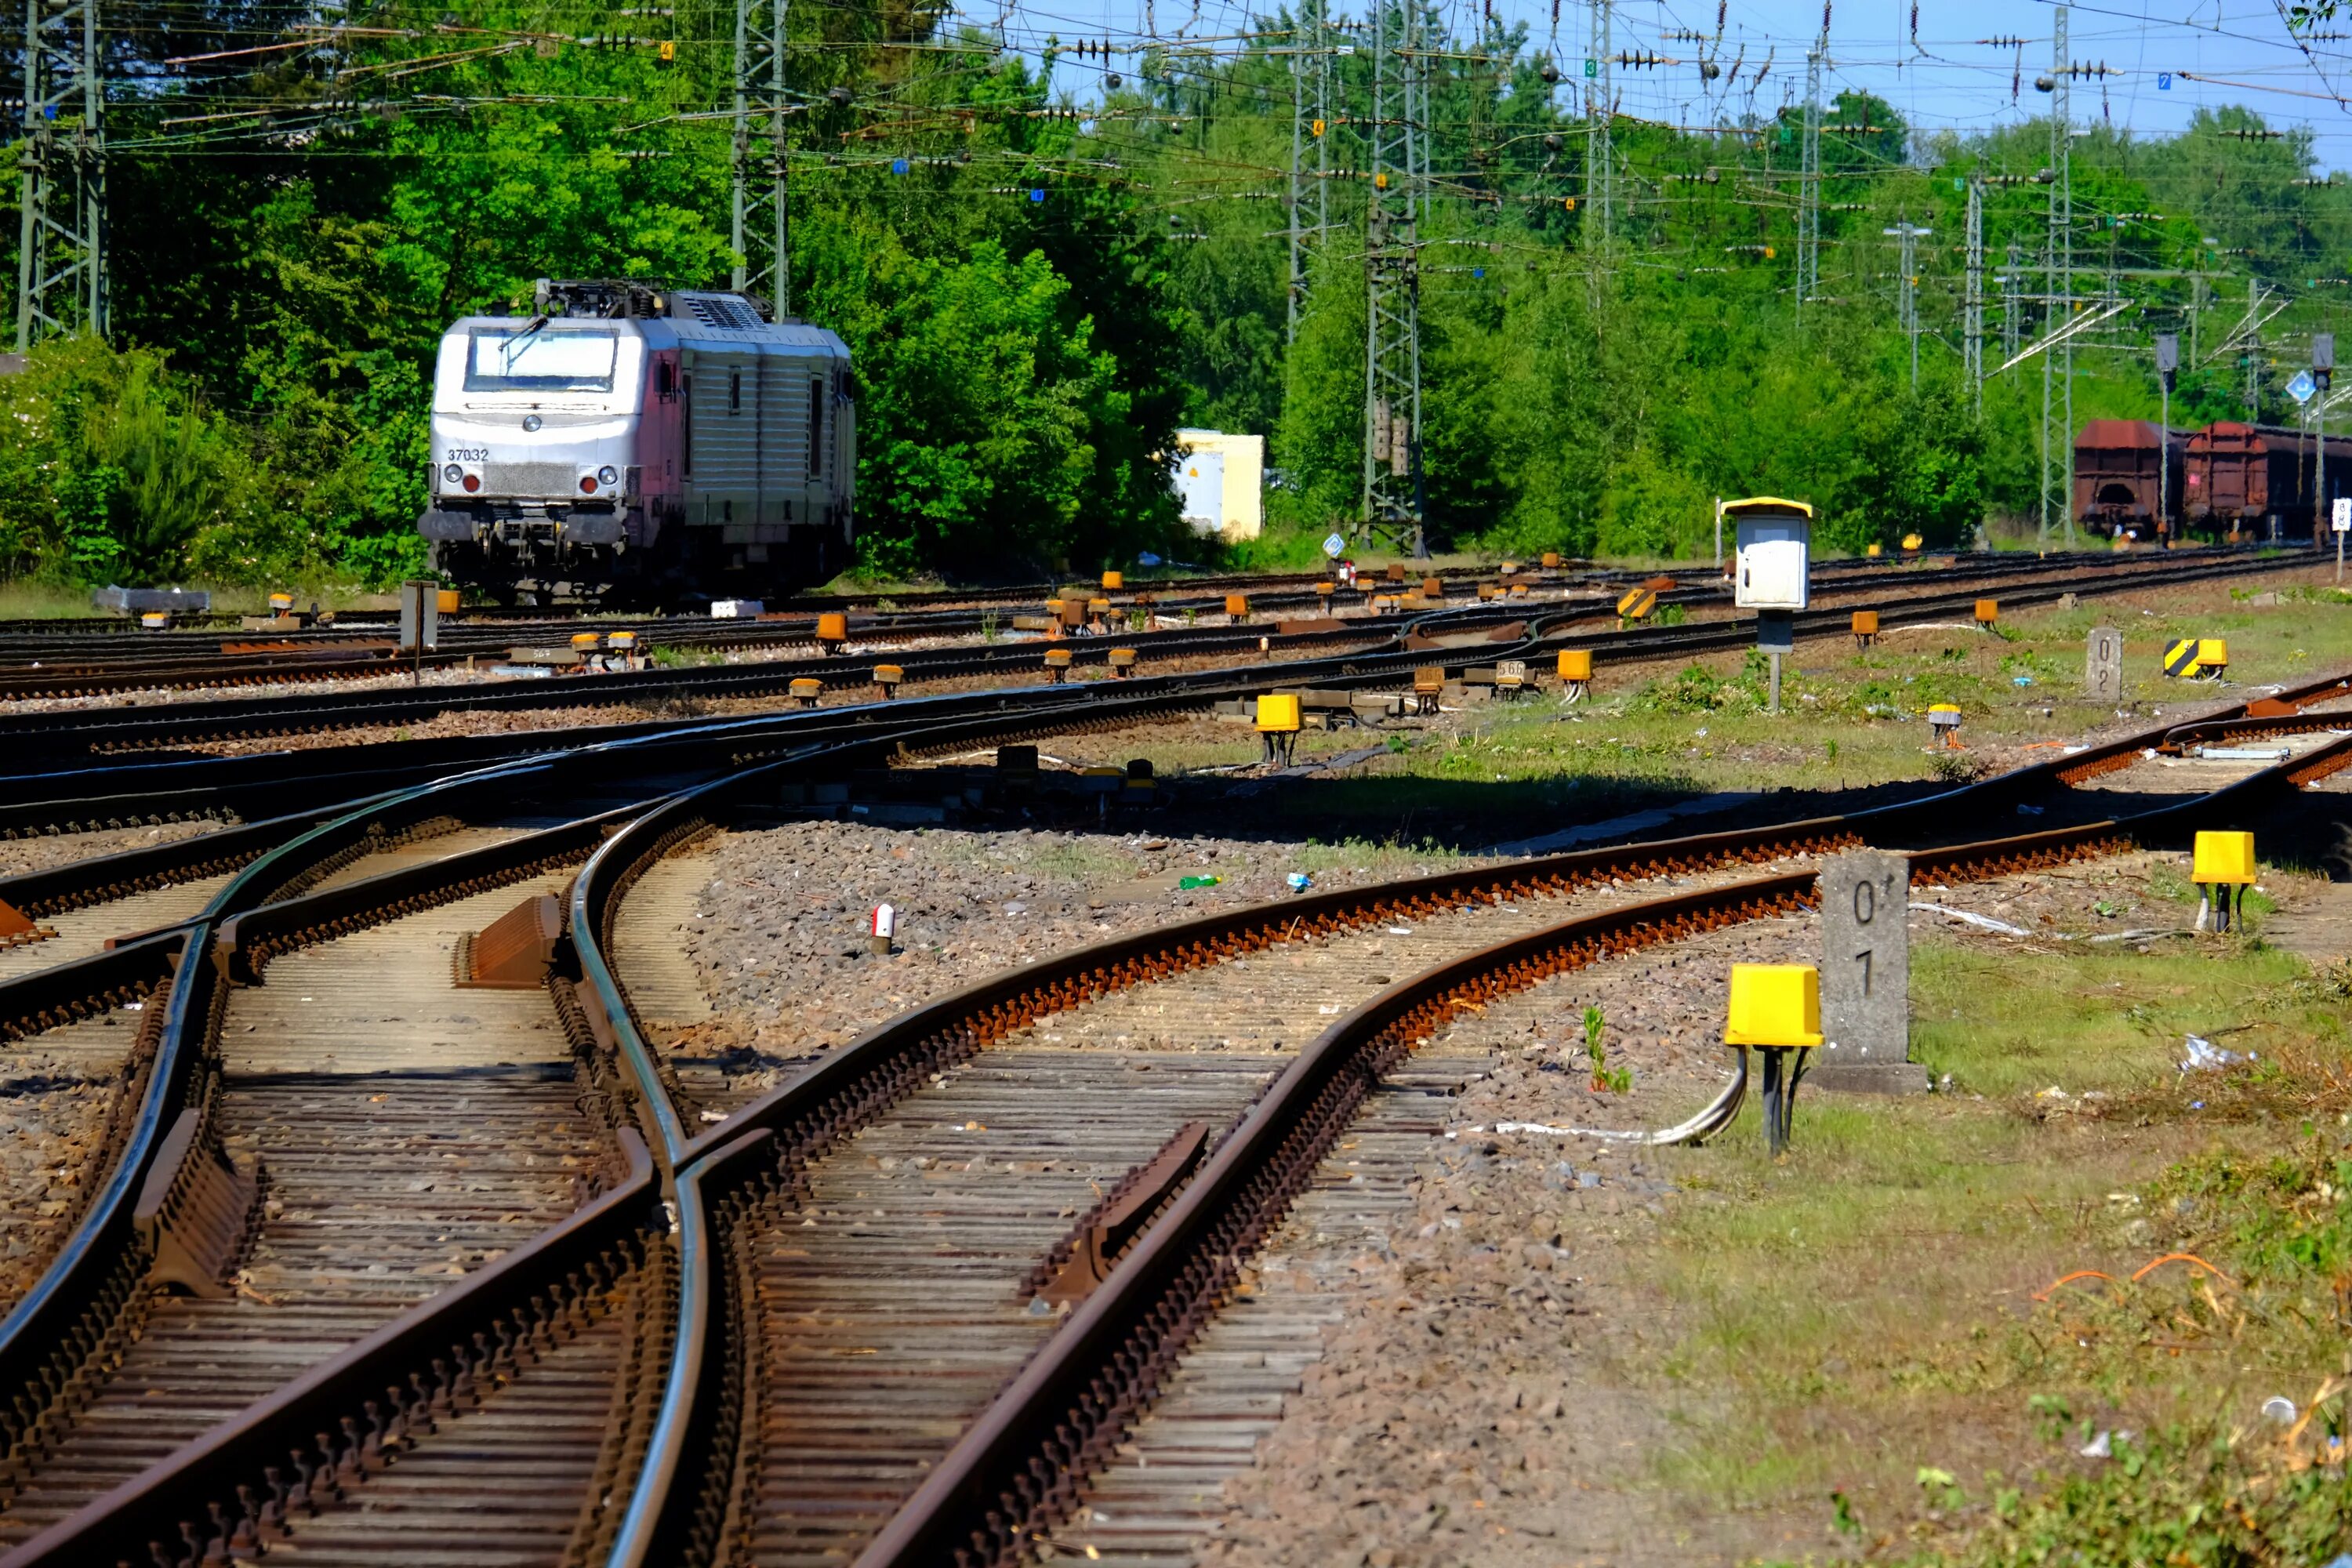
[771,0,789,314]
[1287,38,1304,343]
[2055,5,2073,548]
[1965,176,1984,413]
[14,0,42,351]
[1588,0,1612,245]
[730,0,751,292]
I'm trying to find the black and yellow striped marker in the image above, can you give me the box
[1616,586,1658,621]
[2164,637,2228,679]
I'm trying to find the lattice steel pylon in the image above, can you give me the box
[13,0,105,348]
[1286,0,1328,342]
[731,0,789,313]
[1363,0,1425,556]
[1585,0,1610,241]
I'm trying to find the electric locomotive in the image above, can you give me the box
[417,279,855,602]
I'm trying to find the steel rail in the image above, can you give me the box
[4,644,2333,1561]
[0,546,2179,693]
[0,545,2285,765]
[584,666,2352,1567]
[855,731,2352,1568]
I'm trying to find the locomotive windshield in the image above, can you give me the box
[463,325,619,393]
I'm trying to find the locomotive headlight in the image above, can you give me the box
[442,463,463,485]
[597,465,619,487]
[522,414,543,433]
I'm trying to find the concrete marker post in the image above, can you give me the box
[1813,851,1928,1094]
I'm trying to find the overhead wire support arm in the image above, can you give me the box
[1995,293,2131,374]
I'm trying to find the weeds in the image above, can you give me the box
[1584,1004,1631,1093]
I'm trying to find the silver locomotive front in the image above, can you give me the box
[418,314,650,595]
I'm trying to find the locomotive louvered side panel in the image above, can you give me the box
[757,349,812,526]
[681,350,763,527]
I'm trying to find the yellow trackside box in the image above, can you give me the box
[1900,533,1922,551]
[1541,552,1562,568]
[1866,543,1882,557]
[571,632,601,650]
[1851,610,1879,637]
[2191,830,2256,886]
[1102,570,1123,590]
[1225,594,1249,618]
[1558,648,1592,681]
[815,612,848,642]
[1255,693,1302,733]
[2164,637,2228,678]
[1723,964,1824,1048]
[437,589,460,613]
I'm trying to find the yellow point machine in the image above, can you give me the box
[2191,831,2256,934]
[1725,964,1824,1154]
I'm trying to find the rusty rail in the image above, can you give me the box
[852,731,2351,1568]
[0,1135,659,1568]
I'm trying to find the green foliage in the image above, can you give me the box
[6,2,2347,586]
[0,338,255,584]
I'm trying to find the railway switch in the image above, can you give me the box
[2164,637,2228,680]
[873,664,904,699]
[1044,648,1074,684]
[2191,831,2257,933]
[789,677,822,708]
[1974,598,1999,630]
[1927,703,1962,746]
[1725,963,1824,1156]
[1108,648,1138,678]
[1256,693,1302,766]
[1557,648,1592,703]
[815,612,849,653]
[1851,610,1879,648]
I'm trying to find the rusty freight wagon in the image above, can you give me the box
[2179,420,2352,541]
[2073,419,2184,539]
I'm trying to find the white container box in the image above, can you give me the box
[1726,499,1813,612]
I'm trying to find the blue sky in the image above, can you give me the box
[991,0,2352,164]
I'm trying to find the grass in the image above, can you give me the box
[1628,926,2352,1562]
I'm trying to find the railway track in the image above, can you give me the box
[0,545,2271,704]
[0,635,2339,1566]
[0,545,2298,784]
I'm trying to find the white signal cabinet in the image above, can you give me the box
[1731,505,1812,612]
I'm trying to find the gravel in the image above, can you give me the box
[0,1014,130,1312]
[670,821,1490,1103]
[0,819,220,878]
